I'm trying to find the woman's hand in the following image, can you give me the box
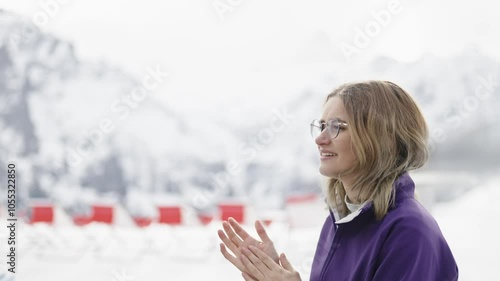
[240,245,301,281]
[218,217,279,275]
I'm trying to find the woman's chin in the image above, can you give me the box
[319,167,339,178]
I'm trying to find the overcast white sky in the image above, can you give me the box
[0,0,500,111]
[1,0,499,97]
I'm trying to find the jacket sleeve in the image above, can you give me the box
[372,218,458,281]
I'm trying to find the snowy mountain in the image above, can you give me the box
[0,10,498,215]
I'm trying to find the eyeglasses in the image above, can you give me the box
[310,119,348,139]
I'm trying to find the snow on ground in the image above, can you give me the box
[2,175,498,281]
[5,221,321,281]
[432,173,500,281]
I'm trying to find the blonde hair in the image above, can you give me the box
[326,81,428,220]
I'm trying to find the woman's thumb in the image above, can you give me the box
[279,253,294,271]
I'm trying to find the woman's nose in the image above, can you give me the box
[315,130,330,145]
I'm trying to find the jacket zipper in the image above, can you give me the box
[319,212,342,281]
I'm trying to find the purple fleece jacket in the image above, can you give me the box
[309,172,458,281]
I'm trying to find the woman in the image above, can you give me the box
[218,80,458,281]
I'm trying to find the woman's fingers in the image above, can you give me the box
[242,247,271,272]
[228,217,251,241]
[219,243,236,262]
[279,253,295,271]
[247,245,279,270]
[241,250,265,280]
[222,221,243,247]
[219,243,245,272]
[218,228,246,271]
[217,229,239,253]
[241,272,258,281]
[219,219,283,280]
[255,220,272,244]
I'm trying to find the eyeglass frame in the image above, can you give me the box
[310,118,349,139]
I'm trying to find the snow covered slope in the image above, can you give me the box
[0,10,498,215]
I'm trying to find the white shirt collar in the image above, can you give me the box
[345,194,363,213]
[331,195,369,224]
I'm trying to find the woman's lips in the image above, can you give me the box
[320,151,337,160]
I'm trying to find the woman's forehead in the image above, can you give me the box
[321,97,348,120]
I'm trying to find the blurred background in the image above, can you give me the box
[0,0,499,280]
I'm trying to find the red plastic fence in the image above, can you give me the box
[30,205,54,224]
[218,203,245,223]
[158,206,182,225]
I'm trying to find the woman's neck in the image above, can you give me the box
[342,177,362,204]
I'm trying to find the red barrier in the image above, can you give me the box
[158,206,182,225]
[218,203,245,223]
[198,213,213,225]
[30,205,54,224]
[285,193,318,204]
[91,205,113,224]
[73,215,92,226]
[133,217,153,227]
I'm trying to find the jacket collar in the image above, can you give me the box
[331,172,415,225]
[392,172,415,203]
